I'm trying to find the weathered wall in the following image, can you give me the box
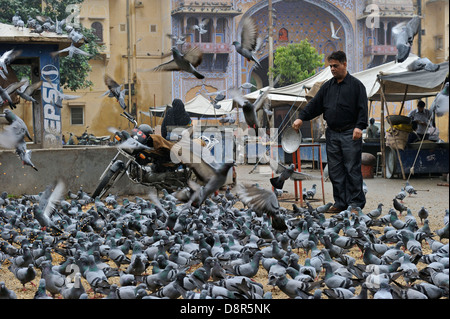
[0,147,149,197]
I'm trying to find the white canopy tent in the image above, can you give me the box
[143,94,235,117]
[244,55,437,105]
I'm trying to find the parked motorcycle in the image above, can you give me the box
[91,111,218,199]
[75,127,111,145]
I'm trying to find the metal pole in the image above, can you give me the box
[126,0,132,114]
[268,0,274,88]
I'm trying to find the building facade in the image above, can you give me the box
[9,0,448,142]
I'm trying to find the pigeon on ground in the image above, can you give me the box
[304,184,317,200]
[404,181,417,196]
[40,260,65,297]
[275,273,321,298]
[430,82,449,117]
[393,198,407,215]
[33,279,52,299]
[417,206,429,225]
[395,188,407,202]
[392,16,421,63]
[8,263,36,290]
[236,183,288,231]
[149,46,204,79]
[102,74,128,110]
[233,16,263,68]
[0,281,17,299]
[61,272,86,299]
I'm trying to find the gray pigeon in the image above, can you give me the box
[233,16,263,68]
[268,158,316,190]
[0,79,28,109]
[17,78,42,102]
[8,263,36,289]
[226,251,263,278]
[236,183,288,231]
[229,86,271,130]
[393,198,407,215]
[40,260,65,297]
[61,272,86,299]
[150,46,204,79]
[51,42,92,58]
[275,273,321,298]
[33,279,53,299]
[392,16,421,63]
[0,49,22,79]
[417,206,429,225]
[15,140,38,171]
[103,74,128,110]
[0,281,17,299]
[407,57,440,72]
[32,180,65,232]
[430,82,449,117]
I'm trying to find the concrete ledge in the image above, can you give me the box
[0,147,149,196]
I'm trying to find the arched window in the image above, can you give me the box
[216,18,227,43]
[377,22,385,45]
[200,18,213,43]
[91,21,103,43]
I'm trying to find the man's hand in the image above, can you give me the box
[292,119,303,132]
[353,128,363,140]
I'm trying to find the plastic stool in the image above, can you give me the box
[375,152,382,177]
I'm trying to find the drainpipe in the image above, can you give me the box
[417,0,422,57]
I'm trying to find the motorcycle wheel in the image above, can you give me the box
[92,162,125,199]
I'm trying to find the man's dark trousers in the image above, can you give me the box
[325,127,366,210]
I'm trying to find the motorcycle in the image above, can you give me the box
[91,111,219,199]
[75,127,111,145]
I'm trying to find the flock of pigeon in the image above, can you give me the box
[0,174,448,299]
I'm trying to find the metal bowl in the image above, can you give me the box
[281,127,302,154]
[386,115,411,126]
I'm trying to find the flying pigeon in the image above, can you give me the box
[51,42,92,58]
[103,74,128,110]
[17,78,43,102]
[392,16,421,63]
[193,18,209,35]
[149,46,204,79]
[268,157,316,190]
[15,140,38,171]
[0,49,22,79]
[0,78,28,109]
[330,21,342,40]
[236,183,288,231]
[233,17,263,69]
[429,82,448,117]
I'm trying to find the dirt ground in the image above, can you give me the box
[0,164,448,299]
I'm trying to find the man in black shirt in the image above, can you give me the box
[292,51,368,213]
